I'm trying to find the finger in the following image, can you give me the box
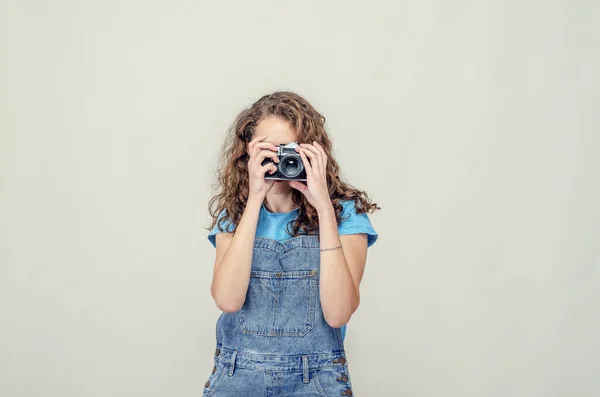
[300,144,322,174]
[300,145,320,175]
[251,143,279,168]
[256,150,280,165]
[260,162,278,176]
[312,141,328,176]
[252,142,278,162]
[298,147,313,178]
[248,135,267,151]
[289,180,308,194]
[254,141,279,152]
[249,137,276,158]
[252,141,278,156]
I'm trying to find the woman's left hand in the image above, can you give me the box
[289,141,332,212]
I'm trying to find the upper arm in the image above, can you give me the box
[208,209,236,278]
[213,232,233,279]
[340,234,369,292]
[337,200,378,292]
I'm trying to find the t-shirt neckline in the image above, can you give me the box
[261,202,300,216]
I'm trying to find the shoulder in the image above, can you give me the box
[207,209,235,248]
[337,200,378,247]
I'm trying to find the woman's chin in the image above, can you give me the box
[272,180,291,190]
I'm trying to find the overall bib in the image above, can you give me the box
[202,236,354,397]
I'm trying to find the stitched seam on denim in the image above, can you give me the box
[335,326,343,347]
[308,277,316,332]
[281,246,320,253]
[253,236,321,252]
[313,370,328,397]
[253,246,279,253]
[213,352,347,371]
[272,277,280,331]
[215,348,346,359]
[249,270,315,278]
[212,363,339,372]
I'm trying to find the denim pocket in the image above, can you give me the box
[240,270,317,336]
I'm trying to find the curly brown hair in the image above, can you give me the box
[207,91,379,237]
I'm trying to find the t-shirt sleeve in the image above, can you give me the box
[207,209,235,248]
[338,200,378,247]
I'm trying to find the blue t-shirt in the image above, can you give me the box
[208,199,378,340]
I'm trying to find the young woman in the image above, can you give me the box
[203,92,379,396]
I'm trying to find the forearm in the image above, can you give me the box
[317,202,360,328]
[211,196,263,311]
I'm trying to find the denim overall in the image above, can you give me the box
[202,236,354,397]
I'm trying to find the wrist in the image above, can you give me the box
[316,200,335,217]
[246,195,264,211]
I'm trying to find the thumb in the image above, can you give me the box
[289,180,308,194]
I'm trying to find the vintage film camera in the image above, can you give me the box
[261,142,307,181]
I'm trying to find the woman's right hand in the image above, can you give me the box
[247,135,279,201]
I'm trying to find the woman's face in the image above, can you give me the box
[252,116,298,194]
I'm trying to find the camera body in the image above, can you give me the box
[261,141,307,181]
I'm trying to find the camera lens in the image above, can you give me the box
[279,154,303,178]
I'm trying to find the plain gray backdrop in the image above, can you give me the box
[1,1,599,396]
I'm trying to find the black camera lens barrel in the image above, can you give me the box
[278,154,303,178]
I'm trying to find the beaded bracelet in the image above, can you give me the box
[320,244,343,252]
